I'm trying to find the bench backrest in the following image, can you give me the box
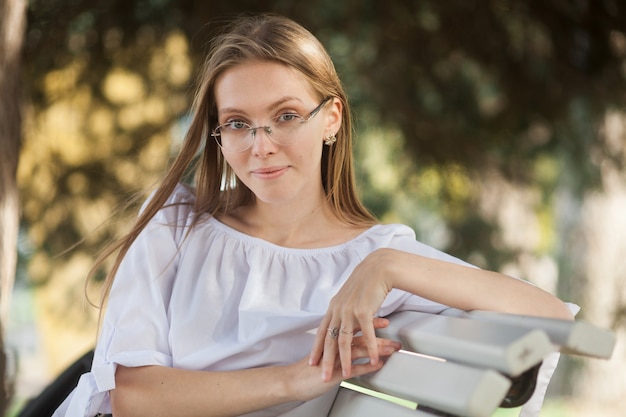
[328,309,616,417]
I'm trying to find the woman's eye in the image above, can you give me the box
[226,120,249,130]
[276,113,301,123]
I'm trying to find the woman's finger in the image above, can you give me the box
[311,315,393,380]
[357,314,382,367]
[349,337,402,359]
[337,324,355,378]
[309,315,333,366]
[320,322,341,381]
[343,317,390,338]
[337,318,396,378]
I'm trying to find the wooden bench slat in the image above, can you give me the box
[377,311,554,376]
[349,350,511,417]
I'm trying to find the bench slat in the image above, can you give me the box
[466,310,616,359]
[329,388,436,417]
[377,311,554,376]
[349,350,511,417]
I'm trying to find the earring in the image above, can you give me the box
[324,134,337,146]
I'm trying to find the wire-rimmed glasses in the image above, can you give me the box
[211,97,332,152]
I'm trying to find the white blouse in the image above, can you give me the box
[52,184,531,417]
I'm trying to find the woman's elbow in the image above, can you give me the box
[535,295,575,321]
[109,387,128,417]
[110,365,147,417]
[551,300,575,321]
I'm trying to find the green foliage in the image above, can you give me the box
[17,1,626,368]
[20,0,626,269]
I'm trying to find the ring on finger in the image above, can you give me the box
[327,327,340,339]
[339,327,353,335]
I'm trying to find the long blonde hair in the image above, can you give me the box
[93,14,376,309]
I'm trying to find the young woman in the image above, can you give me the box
[53,14,573,417]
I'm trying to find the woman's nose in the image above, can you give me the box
[250,127,277,157]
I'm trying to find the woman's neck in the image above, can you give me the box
[218,199,367,249]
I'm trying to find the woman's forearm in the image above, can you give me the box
[110,339,395,417]
[374,248,574,320]
[111,364,297,417]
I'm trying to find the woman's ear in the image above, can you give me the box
[324,97,343,138]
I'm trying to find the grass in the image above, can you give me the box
[341,381,572,417]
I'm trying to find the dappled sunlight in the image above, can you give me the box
[477,170,541,251]
[446,166,470,198]
[139,132,170,171]
[42,59,86,100]
[72,197,115,238]
[17,26,193,378]
[26,252,51,286]
[357,122,474,247]
[154,30,192,86]
[111,159,142,188]
[602,110,626,159]
[33,252,100,376]
[87,105,115,139]
[414,167,442,201]
[360,127,406,191]
[102,67,146,105]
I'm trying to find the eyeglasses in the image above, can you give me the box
[211,97,332,152]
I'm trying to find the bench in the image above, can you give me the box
[16,309,615,417]
[329,309,616,417]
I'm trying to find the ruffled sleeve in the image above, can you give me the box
[53,184,196,417]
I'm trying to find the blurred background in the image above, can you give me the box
[1,0,625,416]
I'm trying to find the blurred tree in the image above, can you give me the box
[0,0,27,414]
[21,0,626,266]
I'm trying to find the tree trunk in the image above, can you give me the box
[0,0,27,414]
[572,166,626,416]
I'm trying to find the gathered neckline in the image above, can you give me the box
[206,216,384,255]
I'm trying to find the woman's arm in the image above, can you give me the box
[378,248,573,319]
[310,248,574,381]
[110,320,401,417]
[111,364,294,417]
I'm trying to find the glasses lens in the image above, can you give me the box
[266,115,304,146]
[215,123,252,152]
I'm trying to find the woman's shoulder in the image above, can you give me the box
[164,182,197,207]
[372,223,471,266]
[141,183,199,234]
[139,182,196,212]
[362,223,417,241]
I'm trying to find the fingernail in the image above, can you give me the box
[383,345,398,354]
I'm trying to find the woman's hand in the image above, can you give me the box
[309,250,395,381]
[296,329,401,399]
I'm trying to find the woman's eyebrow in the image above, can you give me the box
[218,96,304,116]
[267,96,303,111]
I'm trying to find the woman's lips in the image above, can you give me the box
[251,166,289,179]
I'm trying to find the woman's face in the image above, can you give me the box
[213,60,341,207]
